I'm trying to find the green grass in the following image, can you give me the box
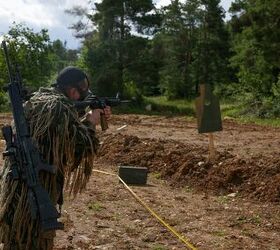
[220,102,244,118]
[220,101,280,126]
[117,96,280,127]
[235,214,262,226]
[114,96,195,116]
[183,185,193,193]
[151,172,162,179]
[234,116,280,127]
[145,96,195,116]
[216,195,230,205]
[152,245,168,250]
[87,201,103,211]
[3,94,280,127]
[212,230,227,237]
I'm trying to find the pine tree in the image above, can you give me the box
[228,0,280,116]
[157,0,229,99]
[69,0,160,96]
[229,0,280,103]
[193,0,229,87]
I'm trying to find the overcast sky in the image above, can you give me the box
[0,0,233,49]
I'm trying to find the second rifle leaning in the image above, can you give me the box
[1,40,63,231]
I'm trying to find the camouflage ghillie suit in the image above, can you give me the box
[0,87,99,250]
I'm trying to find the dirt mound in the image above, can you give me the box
[98,133,280,202]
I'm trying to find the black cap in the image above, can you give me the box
[55,66,87,88]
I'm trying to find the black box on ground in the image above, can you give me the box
[118,166,148,185]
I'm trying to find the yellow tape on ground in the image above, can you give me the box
[93,169,198,250]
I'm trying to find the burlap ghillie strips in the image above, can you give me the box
[0,87,99,250]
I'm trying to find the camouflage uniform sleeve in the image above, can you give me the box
[52,101,99,168]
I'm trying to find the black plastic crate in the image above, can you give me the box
[118,166,148,185]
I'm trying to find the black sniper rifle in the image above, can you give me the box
[74,93,131,130]
[1,41,63,231]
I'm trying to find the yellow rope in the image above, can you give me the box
[93,169,198,250]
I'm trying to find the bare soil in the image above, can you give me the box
[1,114,279,249]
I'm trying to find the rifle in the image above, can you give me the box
[1,41,63,231]
[74,93,131,131]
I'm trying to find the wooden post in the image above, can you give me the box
[208,133,215,161]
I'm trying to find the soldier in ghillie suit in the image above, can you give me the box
[0,67,110,250]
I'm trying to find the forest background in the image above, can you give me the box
[0,0,279,121]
